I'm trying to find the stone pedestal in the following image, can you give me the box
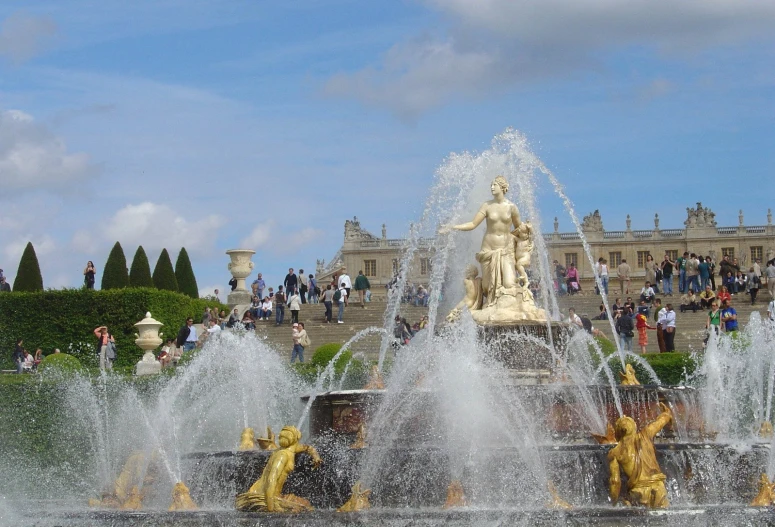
[226,249,255,307]
[134,312,163,376]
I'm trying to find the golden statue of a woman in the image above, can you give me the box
[235,425,322,512]
[446,176,546,324]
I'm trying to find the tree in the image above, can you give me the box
[174,247,199,298]
[129,246,154,288]
[102,242,129,290]
[152,249,179,292]
[13,242,43,292]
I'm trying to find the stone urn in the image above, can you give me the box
[134,312,163,376]
[226,249,256,306]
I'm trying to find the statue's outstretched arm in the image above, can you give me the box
[295,444,322,468]
[451,205,487,232]
[643,403,672,439]
[511,203,521,230]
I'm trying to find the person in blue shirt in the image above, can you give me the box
[721,299,738,332]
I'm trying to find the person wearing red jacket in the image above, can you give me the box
[635,312,656,354]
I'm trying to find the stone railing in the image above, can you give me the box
[632,230,653,238]
[660,229,684,238]
[746,226,766,234]
[603,231,625,239]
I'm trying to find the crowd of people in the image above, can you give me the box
[567,255,775,354]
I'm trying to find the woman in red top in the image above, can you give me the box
[717,286,731,305]
[635,312,655,354]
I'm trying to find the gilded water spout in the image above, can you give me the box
[350,424,368,449]
[619,364,640,386]
[443,480,467,509]
[751,473,775,506]
[238,427,256,451]
[169,481,198,511]
[337,481,371,512]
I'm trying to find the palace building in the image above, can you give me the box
[317,204,775,290]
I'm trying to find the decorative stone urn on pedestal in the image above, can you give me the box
[134,312,163,376]
[226,249,256,307]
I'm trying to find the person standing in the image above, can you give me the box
[706,301,721,339]
[747,266,760,305]
[661,304,676,352]
[283,269,297,305]
[721,299,738,333]
[660,255,675,296]
[617,259,631,295]
[767,297,775,322]
[13,338,24,374]
[635,310,655,355]
[252,273,266,301]
[0,276,10,292]
[176,317,197,353]
[766,260,775,299]
[308,274,318,304]
[288,288,302,324]
[322,284,334,323]
[698,256,710,292]
[706,256,716,291]
[653,299,666,353]
[676,252,689,294]
[93,326,115,370]
[84,261,96,290]
[354,270,371,308]
[645,255,659,294]
[202,307,212,326]
[336,281,348,323]
[274,286,286,326]
[596,257,609,295]
[291,322,310,363]
[615,307,635,352]
[339,268,352,303]
[298,269,308,304]
[686,253,700,295]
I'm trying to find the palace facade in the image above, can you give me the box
[317,204,775,290]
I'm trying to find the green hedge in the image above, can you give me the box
[605,352,697,386]
[0,289,225,369]
[38,352,83,374]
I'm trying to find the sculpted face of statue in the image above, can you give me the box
[615,416,637,441]
[279,426,301,448]
[491,176,509,197]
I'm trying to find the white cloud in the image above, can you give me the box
[102,202,225,255]
[326,0,775,116]
[0,108,97,190]
[240,220,275,250]
[0,11,57,63]
[270,227,325,256]
[3,234,56,263]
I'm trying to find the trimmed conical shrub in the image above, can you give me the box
[13,242,43,292]
[152,249,178,292]
[174,247,199,298]
[129,246,154,288]
[102,242,129,290]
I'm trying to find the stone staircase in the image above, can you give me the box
[252,301,430,361]
[555,293,771,353]
[250,294,771,361]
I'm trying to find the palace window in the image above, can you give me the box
[364,260,377,277]
[751,246,763,262]
[392,259,399,275]
[420,258,431,275]
[637,251,650,268]
[565,253,578,269]
[608,252,622,268]
[722,247,735,258]
[665,250,678,262]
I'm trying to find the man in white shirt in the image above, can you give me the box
[639,281,655,304]
[596,257,609,295]
[767,299,775,322]
[567,308,583,329]
[658,304,676,352]
[339,267,352,301]
[766,260,775,299]
[207,320,221,334]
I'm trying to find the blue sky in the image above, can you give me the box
[0,0,773,294]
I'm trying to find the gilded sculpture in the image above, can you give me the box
[364,365,385,390]
[619,364,640,386]
[169,481,198,511]
[547,481,572,510]
[445,176,547,324]
[750,473,775,506]
[443,480,467,509]
[758,421,773,439]
[257,426,278,450]
[591,422,616,445]
[235,425,322,512]
[350,423,368,449]
[239,427,256,451]
[336,481,371,512]
[607,403,672,508]
[89,451,157,509]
